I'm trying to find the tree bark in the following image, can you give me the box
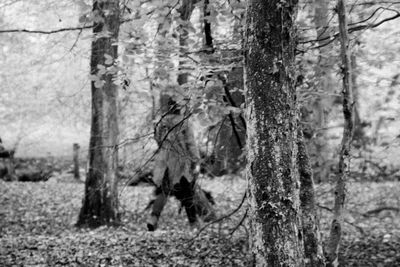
[326,0,353,266]
[245,1,304,266]
[298,129,325,266]
[77,0,120,228]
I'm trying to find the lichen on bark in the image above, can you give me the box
[245,0,304,266]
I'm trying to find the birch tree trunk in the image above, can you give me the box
[77,0,120,228]
[326,0,353,265]
[245,1,304,265]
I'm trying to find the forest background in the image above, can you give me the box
[1,0,400,171]
[0,0,400,266]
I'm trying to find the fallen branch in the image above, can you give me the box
[363,206,400,217]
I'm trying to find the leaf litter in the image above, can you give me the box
[0,176,399,266]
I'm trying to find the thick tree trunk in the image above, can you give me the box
[77,0,120,228]
[245,1,304,266]
[326,0,353,266]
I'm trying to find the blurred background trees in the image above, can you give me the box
[1,0,399,184]
[0,0,400,265]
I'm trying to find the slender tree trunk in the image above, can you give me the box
[7,151,15,179]
[326,0,353,265]
[77,0,120,228]
[73,143,80,180]
[298,129,325,266]
[245,1,304,265]
[203,0,213,52]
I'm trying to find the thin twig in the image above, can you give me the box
[0,25,93,34]
[186,192,247,244]
[318,204,365,235]
[229,208,248,236]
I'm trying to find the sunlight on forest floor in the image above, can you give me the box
[0,177,399,266]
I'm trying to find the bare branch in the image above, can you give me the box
[299,7,400,50]
[186,192,247,244]
[0,25,93,34]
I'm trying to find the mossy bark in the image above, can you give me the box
[245,1,304,266]
[77,0,120,228]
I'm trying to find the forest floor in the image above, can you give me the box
[0,175,399,266]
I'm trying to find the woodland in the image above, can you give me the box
[0,0,399,266]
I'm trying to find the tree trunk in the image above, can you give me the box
[73,143,80,180]
[298,129,325,266]
[245,1,304,266]
[203,0,213,52]
[326,0,353,266]
[7,152,15,179]
[77,0,120,228]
